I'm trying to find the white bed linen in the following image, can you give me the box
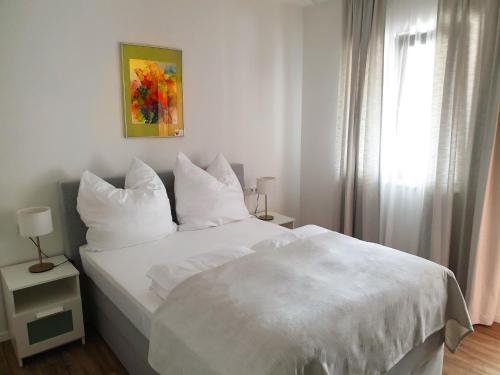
[80,217,289,338]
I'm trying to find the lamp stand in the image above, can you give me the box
[28,236,54,273]
[258,195,274,221]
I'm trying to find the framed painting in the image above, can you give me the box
[121,43,184,138]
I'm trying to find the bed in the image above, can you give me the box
[59,164,467,375]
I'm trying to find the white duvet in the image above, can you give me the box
[148,228,472,375]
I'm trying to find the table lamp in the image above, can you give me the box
[16,207,54,273]
[256,177,276,221]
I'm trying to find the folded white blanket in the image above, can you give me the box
[147,246,254,299]
[149,230,472,375]
[251,224,329,251]
[147,225,327,299]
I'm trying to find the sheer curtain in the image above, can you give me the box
[379,0,438,255]
[335,0,441,249]
[335,0,499,294]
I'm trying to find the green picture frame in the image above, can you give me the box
[121,43,184,138]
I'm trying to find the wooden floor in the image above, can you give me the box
[0,328,127,375]
[443,323,500,375]
[0,323,498,374]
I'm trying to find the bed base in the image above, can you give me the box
[83,275,158,375]
[388,332,444,374]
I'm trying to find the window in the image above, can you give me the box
[381,30,436,188]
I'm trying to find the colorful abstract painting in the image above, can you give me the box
[121,44,183,137]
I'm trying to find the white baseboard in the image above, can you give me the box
[0,330,9,342]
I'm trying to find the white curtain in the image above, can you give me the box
[335,0,499,294]
[379,0,438,255]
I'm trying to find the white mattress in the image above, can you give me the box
[80,217,289,338]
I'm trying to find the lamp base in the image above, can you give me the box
[29,262,54,273]
[258,214,274,221]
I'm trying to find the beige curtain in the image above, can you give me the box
[469,109,500,325]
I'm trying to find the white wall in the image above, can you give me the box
[300,0,343,229]
[0,0,303,337]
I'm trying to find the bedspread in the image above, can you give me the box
[148,230,472,375]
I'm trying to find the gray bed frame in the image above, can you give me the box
[58,163,444,375]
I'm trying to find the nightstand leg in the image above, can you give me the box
[18,358,23,367]
[81,337,86,345]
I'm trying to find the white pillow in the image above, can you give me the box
[174,153,250,231]
[77,158,177,251]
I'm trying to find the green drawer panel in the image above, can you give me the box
[27,310,73,345]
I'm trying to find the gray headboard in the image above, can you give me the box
[59,164,244,270]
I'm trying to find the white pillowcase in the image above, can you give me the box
[174,152,250,231]
[147,246,254,300]
[77,158,177,251]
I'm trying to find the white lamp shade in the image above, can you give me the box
[256,177,276,195]
[16,207,53,237]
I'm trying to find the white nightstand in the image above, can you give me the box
[0,255,85,366]
[255,211,295,229]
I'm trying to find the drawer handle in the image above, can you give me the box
[35,306,64,319]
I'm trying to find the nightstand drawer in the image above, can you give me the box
[12,297,84,359]
[28,309,73,345]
